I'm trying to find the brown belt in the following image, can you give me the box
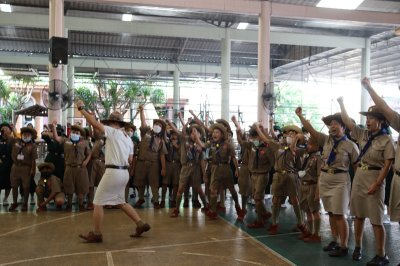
[67,164,82,168]
[276,170,295,174]
[358,164,381,171]
[321,168,347,174]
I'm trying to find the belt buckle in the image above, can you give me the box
[361,165,368,170]
[282,170,287,174]
[327,169,334,174]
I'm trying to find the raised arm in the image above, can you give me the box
[166,120,180,135]
[76,100,104,134]
[337,97,355,132]
[189,110,208,133]
[51,121,64,143]
[295,107,320,140]
[139,105,147,128]
[361,77,397,123]
[231,115,243,145]
[178,112,185,127]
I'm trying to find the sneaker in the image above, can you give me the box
[247,220,265,229]
[303,234,321,243]
[366,255,389,266]
[8,203,18,212]
[352,247,362,261]
[170,209,179,218]
[268,224,279,235]
[2,198,9,206]
[130,223,151,237]
[328,247,349,257]
[79,231,103,243]
[133,198,145,208]
[323,241,339,252]
[159,200,165,208]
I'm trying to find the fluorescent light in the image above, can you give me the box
[122,14,133,22]
[317,0,365,10]
[0,4,12,12]
[237,22,249,30]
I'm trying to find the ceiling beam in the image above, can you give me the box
[91,0,400,25]
[0,54,258,77]
[0,13,366,48]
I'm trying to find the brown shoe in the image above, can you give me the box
[130,223,151,237]
[133,198,145,208]
[170,209,179,218]
[268,224,279,235]
[153,201,160,209]
[247,220,265,229]
[8,203,18,212]
[304,234,321,243]
[21,204,28,212]
[206,210,218,220]
[79,231,103,243]
[159,200,165,208]
[86,203,94,210]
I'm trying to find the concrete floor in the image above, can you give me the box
[0,191,399,266]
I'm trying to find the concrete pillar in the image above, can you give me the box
[257,1,271,127]
[61,28,69,126]
[221,29,231,120]
[360,38,371,126]
[48,0,64,124]
[173,65,180,125]
[67,64,74,125]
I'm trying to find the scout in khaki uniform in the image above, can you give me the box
[204,122,244,220]
[87,137,105,210]
[9,127,37,212]
[163,121,181,208]
[36,162,65,211]
[294,136,323,243]
[231,116,252,216]
[253,123,306,234]
[339,93,394,265]
[296,107,359,258]
[0,123,13,206]
[170,121,208,217]
[244,124,275,228]
[134,105,167,209]
[53,123,91,211]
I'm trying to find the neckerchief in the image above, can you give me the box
[327,135,347,165]
[356,128,387,163]
[254,143,266,169]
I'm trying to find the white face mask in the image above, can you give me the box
[127,132,133,137]
[22,136,31,143]
[70,133,80,142]
[286,136,293,145]
[153,125,162,134]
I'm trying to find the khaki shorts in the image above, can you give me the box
[63,166,89,194]
[251,172,269,201]
[10,165,31,190]
[179,164,202,189]
[210,164,234,192]
[238,165,251,196]
[271,172,298,198]
[134,160,160,188]
[163,161,181,186]
[299,183,320,212]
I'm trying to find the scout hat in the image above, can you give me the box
[322,113,345,127]
[189,123,204,137]
[101,111,129,127]
[282,124,302,134]
[71,124,86,136]
[216,118,233,134]
[153,119,167,131]
[0,122,12,131]
[37,162,55,172]
[21,127,37,137]
[359,105,386,121]
[210,122,228,139]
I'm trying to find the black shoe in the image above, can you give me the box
[366,255,389,266]
[352,247,362,261]
[328,247,349,257]
[323,241,339,252]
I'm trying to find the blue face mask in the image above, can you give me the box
[70,133,80,142]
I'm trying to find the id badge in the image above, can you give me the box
[17,154,24,160]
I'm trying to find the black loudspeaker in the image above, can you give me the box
[49,37,68,66]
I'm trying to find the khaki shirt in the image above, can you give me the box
[166,138,181,162]
[248,142,275,174]
[269,141,301,172]
[206,141,235,165]
[91,139,105,161]
[11,139,37,167]
[302,151,323,182]
[240,141,252,166]
[180,135,203,165]
[138,126,168,162]
[37,174,62,193]
[317,132,359,171]
[62,138,89,165]
[351,125,395,167]
[388,113,400,171]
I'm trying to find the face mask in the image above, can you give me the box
[22,136,31,143]
[252,140,260,147]
[127,132,133,137]
[286,136,292,145]
[70,133,80,142]
[153,125,162,134]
